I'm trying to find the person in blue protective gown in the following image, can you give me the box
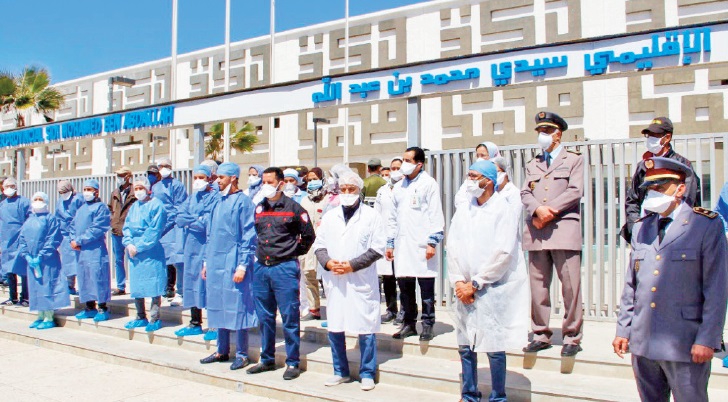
[716,181,728,234]
[0,177,31,306]
[70,179,112,322]
[122,178,168,332]
[152,157,188,305]
[54,180,85,296]
[19,192,69,330]
[174,164,220,337]
[199,162,258,371]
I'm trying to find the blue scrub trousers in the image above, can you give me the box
[217,328,249,359]
[329,332,377,380]
[253,260,300,367]
[8,274,29,302]
[111,234,126,291]
[459,346,507,402]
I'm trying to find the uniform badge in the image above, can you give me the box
[301,212,309,223]
[693,207,718,219]
[634,260,640,272]
[652,119,661,124]
[255,205,263,214]
[529,181,536,191]
[538,112,546,119]
[644,159,654,169]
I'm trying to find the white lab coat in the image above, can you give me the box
[313,203,386,334]
[499,181,521,216]
[374,184,395,275]
[387,171,445,278]
[447,192,530,352]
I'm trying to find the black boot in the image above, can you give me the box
[392,323,417,339]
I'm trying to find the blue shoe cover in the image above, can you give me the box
[124,319,149,329]
[29,319,43,329]
[321,321,328,328]
[175,325,203,337]
[93,311,110,322]
[723,356,728,368]
[37,321,56,330]
[75,309,97,320]
[145,320,162,332]
[203,329,218,341]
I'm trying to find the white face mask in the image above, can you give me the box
[283,183,298,197]
[192,179,208,192]
[389,170,403,183]
[259,183,279,199]
[476,157,487,162]
[134,189,148,201]
[538,133,554,151]
[496,172,506,188]
[117,177,127,186]
[60,192,72,201]
[248,175,261,186]
[642,187,679,214]
[645,136,664,154]
[159,167,172,178]
[3,187,16,197]
[465,179,485,198]
[31,201,48,213]
[220,182,232,196]
[399,161,418,176]
[83,191,96,202]
[339,193,360,207]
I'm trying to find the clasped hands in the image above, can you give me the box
[326,260,354,275]
[532,206,560,229]
[454,281,475,305]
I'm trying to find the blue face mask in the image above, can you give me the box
[148,174,158,186]
[307,180,323,191]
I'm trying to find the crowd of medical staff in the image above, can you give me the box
[1,111,728,401]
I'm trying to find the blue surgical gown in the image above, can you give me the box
[176,188,219,309]
[205,190,258,330]
[18,213,70,311]
[0,196,31,275]
[123,197,168,298]
[715,182,728,234]
[70,199,111,304]
[54,193,85,277]
[151,177,188,265]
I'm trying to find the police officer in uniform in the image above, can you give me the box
[521,112,585,357]
[620,117,700,243]
[613,157,727,402]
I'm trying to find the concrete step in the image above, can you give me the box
[0,317,450,402]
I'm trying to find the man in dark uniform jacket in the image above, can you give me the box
[620,117,701,243]
[246,167,316,381]
[614,157,727,402]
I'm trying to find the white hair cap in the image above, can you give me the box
[157,157,172,167]
[337,171,364,189]
[133,177,151,191]
[3,177,17,186]
[329,163,352,179]
[491,156,511,178]
[200,159,218,174]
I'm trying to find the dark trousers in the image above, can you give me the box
[166,264,176,294]
[190,307,203,326]
[8,274,29,302]
[253,260,301,367]
[382,274,398,315]
[398,277,435,327]
[85,301,108,311]
[632,355,710,402]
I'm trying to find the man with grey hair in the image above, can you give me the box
[56,180,85,295]
[0,177,30,305]
[200,159,220,191]
[153,157,188,305]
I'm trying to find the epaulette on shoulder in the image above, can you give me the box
[636,213,656,222]
[566,149,582,156]
[693,207,718,219]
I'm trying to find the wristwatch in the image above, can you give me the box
[471,280,482,290]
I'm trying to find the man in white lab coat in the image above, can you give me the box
[448,160,530,402]
[313,171,386,392]
[385,146,445,341]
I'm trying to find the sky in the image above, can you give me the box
[0,0,431,83]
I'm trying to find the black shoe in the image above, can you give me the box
[522,341,552,353]
[111,289,126,296]
[561,344,582,357]
[230,357,251,370]
[19,300,29,308]
[381,311,396,323]
[164,289,175,299]
[282,365,301,380]
[1,299,16,306]
[200,353,229,364]
[393,310,404,325]
[419,325,434,341]
[392,324,418,339]
[301,312,321,321]
[246,362,276,375]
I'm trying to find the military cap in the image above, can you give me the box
[641,117,673,135]
[534,111,568,131]
[146,165,159,174]
[639,157,691,189]
[367,157,382,167]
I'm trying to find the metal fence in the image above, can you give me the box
[16,133,728,322]
[427,132,728,322]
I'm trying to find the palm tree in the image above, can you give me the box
[0,66,64,128]
[205,121,259,160]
